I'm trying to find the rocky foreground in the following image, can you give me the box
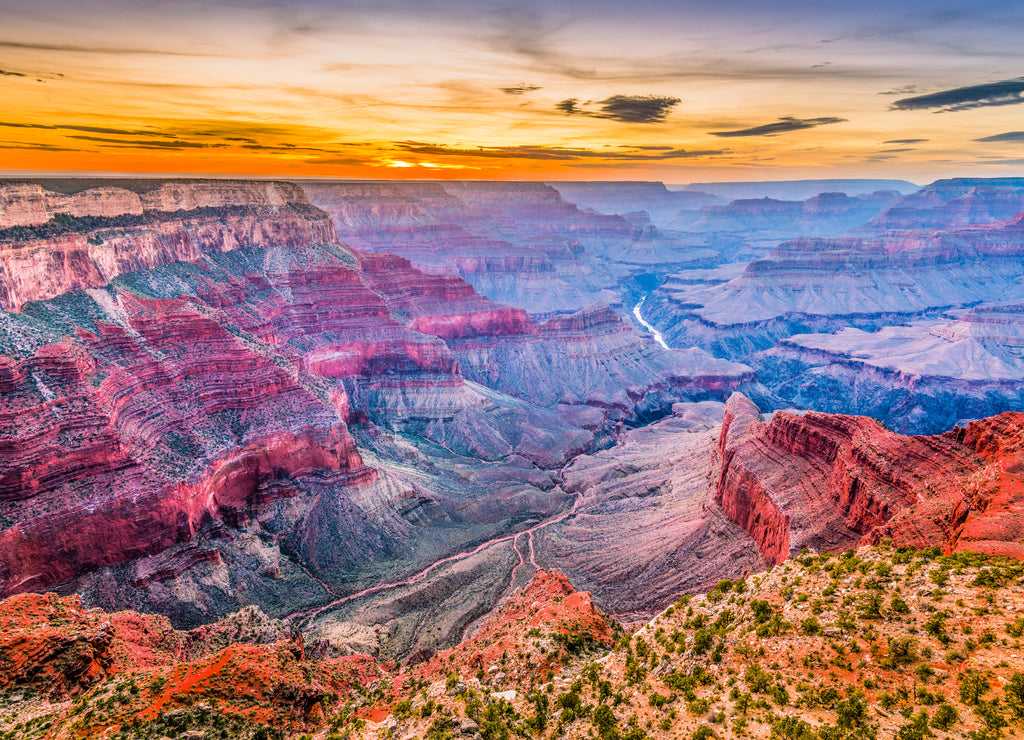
[3,546,1024,740]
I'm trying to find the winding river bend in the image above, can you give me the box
[633,295,670,350]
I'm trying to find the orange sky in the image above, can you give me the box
[1,0,1023,182]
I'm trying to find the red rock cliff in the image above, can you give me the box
[714,393,1024,563]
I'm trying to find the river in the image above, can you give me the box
[633,295,670,349]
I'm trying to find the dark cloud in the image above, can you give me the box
[0,69,26,77]
[500,84,542,95]
[595,95,681,123]
[710,116,846,137]
[879,85,924,96]
[0,141,77,151]
[556,98,581,115]
[557,94,681,123]
[0,121,177,138]
[883,138,929,144]
[62,124,176,137]
[0,121,49,129]
[397,142,721,161]
[975,131,1024,143]
[241,143,296,150]
[68,135,218,149]
[304,156,377,166]
[891,77,1024,112]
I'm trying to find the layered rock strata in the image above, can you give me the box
[0,180,334,310]
[714,393,1024,563]
[752,303,1024,433]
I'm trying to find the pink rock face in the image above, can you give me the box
[0,181,337,311]
[1,232,552,596]
[356,251,536,340]
[864,177,1024,231]
[301,180,653,315]
[714,393,1024,563]
[0,289,377,596]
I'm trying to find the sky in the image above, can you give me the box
[0,0,1023,182]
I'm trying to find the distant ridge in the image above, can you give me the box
[675,178,918,200]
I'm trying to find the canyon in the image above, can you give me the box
[642,179,1024,431]
[0,173,1023,689]
[0,177,762,664]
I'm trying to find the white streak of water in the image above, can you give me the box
[633,295,670,350]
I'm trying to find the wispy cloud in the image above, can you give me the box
[974,131,1024,143]
[883,138,928,144]
[67,134,220,149]
[556,94,681,123]
[397,142,721,161]
[710,116,846,137]
[0,121,177,137]
[891,77,1024,112]
[879,85,924,96]
[0,68,26,77]
[0,38,230,57]
[499,84,541,95]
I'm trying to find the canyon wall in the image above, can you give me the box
[643,184,1024,431]
[0,180,335,310]
[713,393,1024,563]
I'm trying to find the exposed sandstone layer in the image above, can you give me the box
[714,393,1024,564]
[0,180,311,228]
[0,180,333,310]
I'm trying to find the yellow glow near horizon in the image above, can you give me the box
[0,1,1022,181]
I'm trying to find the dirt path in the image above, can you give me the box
[289,492,581,626]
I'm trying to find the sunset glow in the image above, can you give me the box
[1,0,1022,181]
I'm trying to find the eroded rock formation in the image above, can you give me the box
[714,393,1024,563]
